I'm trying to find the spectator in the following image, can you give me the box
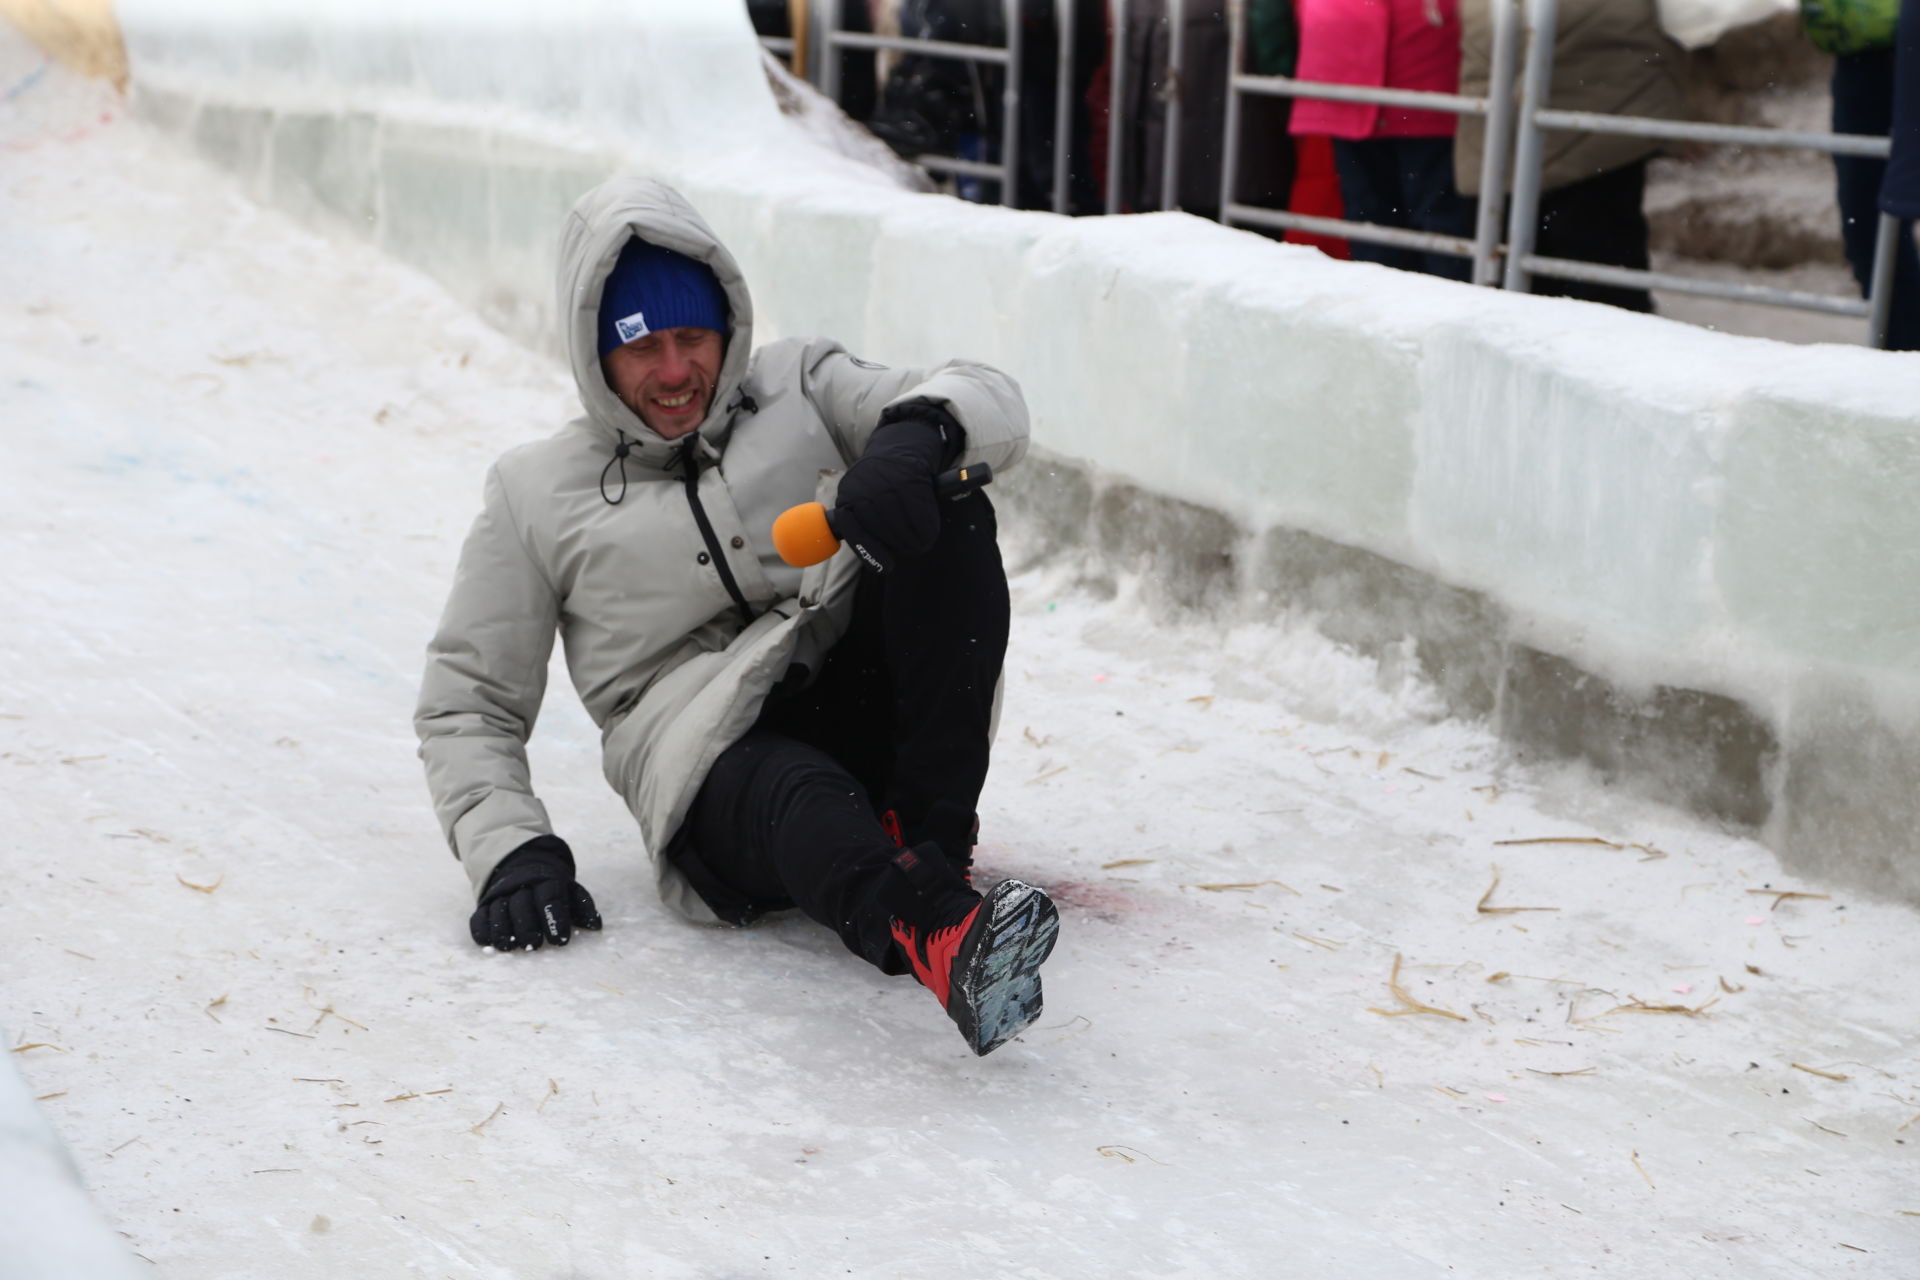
[1886,0,1920,222]
[1098,0,1294,218]
[1456,0,1686,313]
[1290,0,1477,281]
[867,1,1005,202]
[1245,0,1351,257]
[1803,0,1920,348]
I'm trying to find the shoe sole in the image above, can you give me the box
[949,879,1061,1057]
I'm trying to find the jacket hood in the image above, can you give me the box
[558,176,755,467]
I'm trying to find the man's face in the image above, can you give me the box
[602,326,724,439]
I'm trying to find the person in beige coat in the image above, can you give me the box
[415,176,1057,1056]
[1456,0,1690,311]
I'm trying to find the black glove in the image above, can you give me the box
[469,835,603,951]
[831,403,964,574]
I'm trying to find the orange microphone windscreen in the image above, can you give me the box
[771,501,840,567]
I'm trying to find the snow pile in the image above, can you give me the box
[0,1047,147,1279]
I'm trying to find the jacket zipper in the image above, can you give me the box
[680,449,756,626]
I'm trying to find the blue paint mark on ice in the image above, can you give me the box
[1,61,51,105]
[81,445,274,510]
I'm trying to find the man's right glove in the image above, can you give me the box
[830,403,963,574]
[470,834,603,951]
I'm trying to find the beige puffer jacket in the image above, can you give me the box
[415,177,1029,921]
[1455,0,1690,196]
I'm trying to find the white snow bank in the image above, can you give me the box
[109,0,1920,901]
[0,1045,147,1278]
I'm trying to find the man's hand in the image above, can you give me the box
[470,835,603,951]
[831,404,963,574]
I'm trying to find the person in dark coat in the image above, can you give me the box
[1457,0,1687,313]
[1803,0,1920,348]
[1879,0,1920,221]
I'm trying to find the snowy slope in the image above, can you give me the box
[4,37,1919,1280]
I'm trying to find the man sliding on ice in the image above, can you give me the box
[415,176,1057,1055]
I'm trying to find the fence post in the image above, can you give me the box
[1107,0,1129,213]
[1502,0,1557,293]
[784,0,808,78]
[1054,0,1075,212]
[820,0,841,104]
[1866,211,1899,348]
[1161,0,1186,211]
[1219,0,1245,221]
[1003,0,1023,207]
[1472,0,1520,286]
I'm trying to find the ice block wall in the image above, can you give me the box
[113,0,1920,902]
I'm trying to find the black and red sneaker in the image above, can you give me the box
[890,879,1060,1056]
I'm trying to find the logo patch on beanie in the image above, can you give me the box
[613,310,651,344]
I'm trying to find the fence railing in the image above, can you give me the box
[818,9,1021,203]
[814,1,1096,212]
[1220,0,1519,286]
[795,0,1905,348]
[1506,0,1899,346]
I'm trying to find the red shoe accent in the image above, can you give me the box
[880,809,904,847]
[891,880,1060,1055]
[890,905,979,1010]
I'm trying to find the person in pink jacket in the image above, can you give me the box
[1289,0,1475,280]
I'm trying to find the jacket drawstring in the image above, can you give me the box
[600,396,748,507]
[600,429,634,506]
[676,439,757,627]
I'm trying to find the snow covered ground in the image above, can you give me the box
[4,38,1919,1279]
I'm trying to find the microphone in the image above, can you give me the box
[771,463,994,568]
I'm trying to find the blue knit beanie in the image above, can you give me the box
[596,237,729,357]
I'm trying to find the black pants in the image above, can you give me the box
[1330,136,1478,282]
[667,489,1009,973]
[1832,49,1920,351]
[1531,160,1656,314]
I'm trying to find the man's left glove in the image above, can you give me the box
[470,834,603,951]
[831,403,964,574]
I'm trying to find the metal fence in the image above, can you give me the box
[781,2,1072,212]
[1503,0,1900,347]
[791,0,1907,348]
[1219,0,1519,286]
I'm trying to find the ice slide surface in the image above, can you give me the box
[3,29,1918,1279]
